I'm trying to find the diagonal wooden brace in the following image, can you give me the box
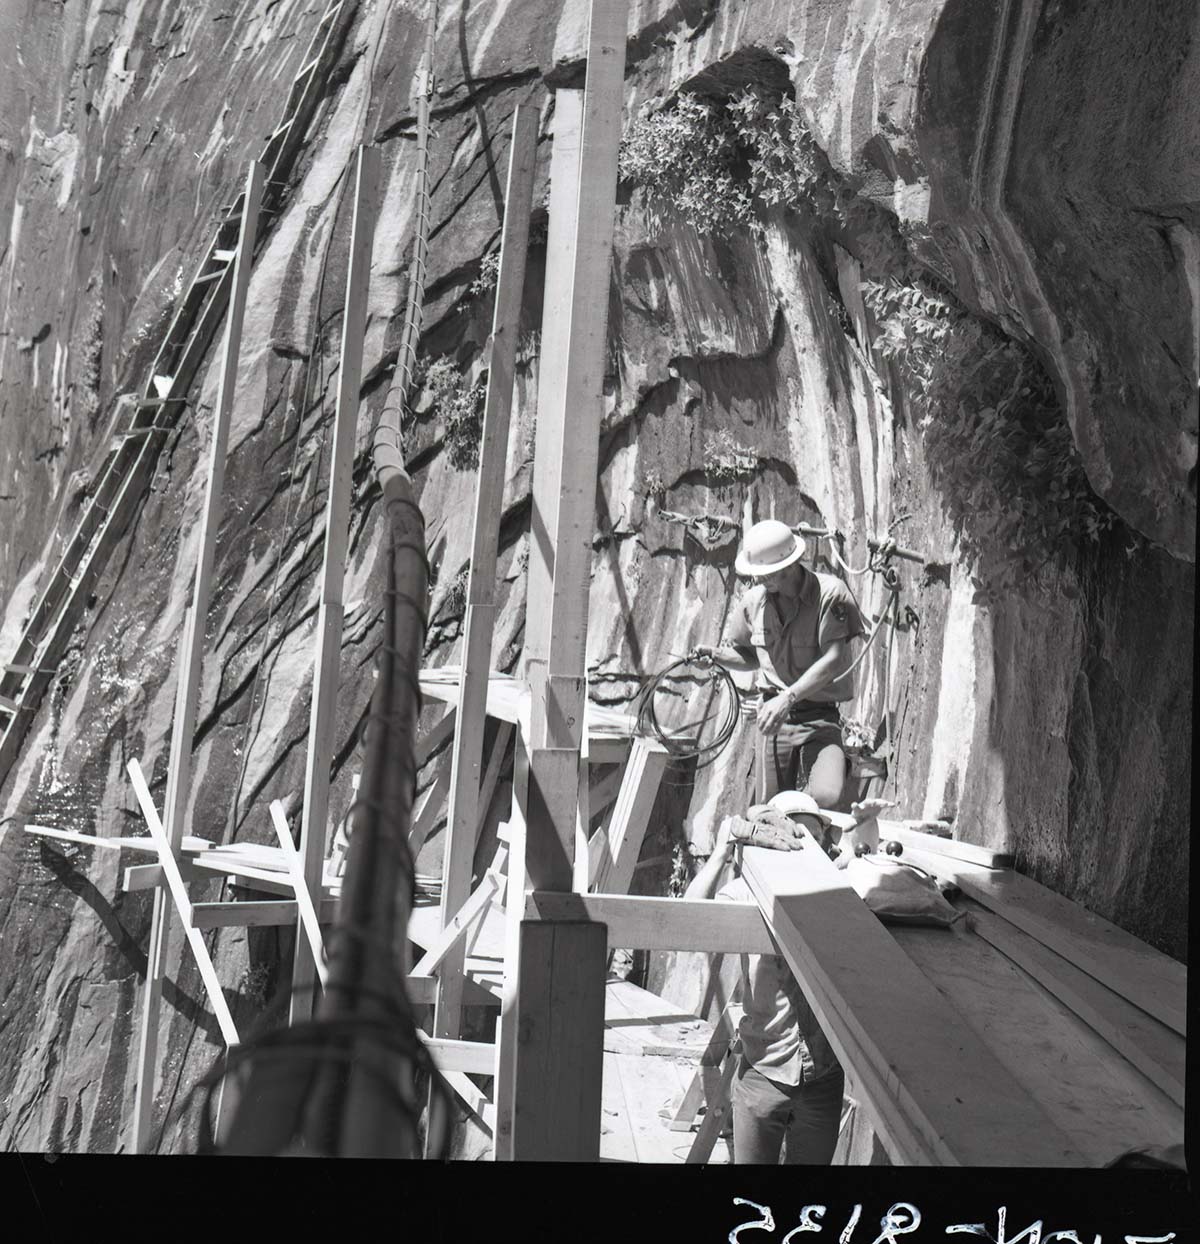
[127,759,239,1047]
[411,870,501,979]
[269,800,329,989]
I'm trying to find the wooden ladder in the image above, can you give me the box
[0,0,360,791]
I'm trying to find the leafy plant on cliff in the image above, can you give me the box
[618,93,754,235]
[703,428,759,485]
[862,278,1113,602]
[619,88,837,236]
[728,90,826,210]
[441,564,469,618]
[423,356,486,470]
[469,251,500,299]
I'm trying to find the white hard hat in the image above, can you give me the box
[767,790,830,822]
[735,520,807,577]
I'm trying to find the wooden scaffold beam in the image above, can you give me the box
[131,160,264,1155]
[496,0,630,1164]
[435,104,538,1043]
[291,143,381,1024]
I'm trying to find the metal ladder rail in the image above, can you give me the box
[0,0,359,785]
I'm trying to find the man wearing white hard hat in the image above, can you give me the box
[686,789,844,1163]
[694,519,865,809]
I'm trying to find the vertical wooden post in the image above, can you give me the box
[434,107,539,1042]
[492,740,529,1161]
[505,0,628,1162]
[524,0,627,891]
[131,161,264,1154]
[522,89,583,677]
[291,145,381,1024]
[510,919,608,1162]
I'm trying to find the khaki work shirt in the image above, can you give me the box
[717,875,842,1087]
[724,569,865,702]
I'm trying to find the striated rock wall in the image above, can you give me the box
[0,0,1191,1152]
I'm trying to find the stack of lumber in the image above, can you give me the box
[741,823,1185,1166]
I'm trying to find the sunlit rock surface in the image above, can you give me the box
[0,0,1191,1152]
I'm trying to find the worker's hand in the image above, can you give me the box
[728,812,805,852]
[756,692,792,736]
[850,797,895,824]
[688,645,716,666]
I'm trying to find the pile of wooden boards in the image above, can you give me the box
[741,822,1184,1166]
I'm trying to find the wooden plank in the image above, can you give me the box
[162,161,264,857]
[270,801,328,989]
[584,736,630,765]
[189,899,337,929]
[672,984,742,1133]
[130,163,262,1155]
[537,2,627,699]
[195,856,301,892]
[893,920,1183,1163]
[602,979,712,1058]
[523,744,580,890]
[586,822,614,891]
[588,765,625,820]
[408,758,452,859]
[684,1048,736,1165]
[415,705,457,767]
[595,739,666,894]
[127,760,239,1047]
[491,757,529,1161]
[123,860,202,892]
[293,145,380,1022]
[599,1051,640,1161]
[740,831,1085,1166]
[525,892,774,954]
[602,1050,701,1164]
[523,85,583,672]
[966,903,1185,1108]
[24,825,167,853]
[132,632,199,1155]
[473,722,513,852]
[413,872,501,977]
[440,1069,493,1128]
[407,972,500,1009]
[420,1036,497,1076]
[437,105,538,1043]
[519,0,629,892]
[900,846,1187,1036]
[510,919,607,1161]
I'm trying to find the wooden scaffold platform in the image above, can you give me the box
[10,0,1186,1166]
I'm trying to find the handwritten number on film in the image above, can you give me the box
[728,1202,1176,1244]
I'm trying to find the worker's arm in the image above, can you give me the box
[691,641,758,673]
[692,592,760,673]
[757,637,854,736]
[685,814,806,898]
[684,819,737,900]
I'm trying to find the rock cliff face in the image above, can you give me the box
[0,0,1192,1152]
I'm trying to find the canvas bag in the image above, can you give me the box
[845,854,964,927]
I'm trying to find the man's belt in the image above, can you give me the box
[762,693,841,726]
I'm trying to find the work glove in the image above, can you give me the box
[723,812,805,852]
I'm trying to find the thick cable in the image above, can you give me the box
[637,657,741,770]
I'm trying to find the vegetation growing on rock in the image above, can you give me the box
[420,356,487,470]
[862,278,1114,603]
[621,83,1115,604]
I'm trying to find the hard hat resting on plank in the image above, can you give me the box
[735,519,808,577]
